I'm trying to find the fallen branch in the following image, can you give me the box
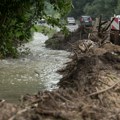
[54,92,73,103]
[73,49,79,60]
[98,79,110,86]
[88,81,120,97]
[98,15,102,34]
[8,107,30,120]
[103,17,115,31]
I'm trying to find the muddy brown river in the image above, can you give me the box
[0,32,70,103]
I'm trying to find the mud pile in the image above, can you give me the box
[45,29,82,51]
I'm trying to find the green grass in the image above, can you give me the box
[31,25,56,37]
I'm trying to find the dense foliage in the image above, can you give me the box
[69,0,93,18]
[0,0,72,57]
[70,0,120,20]
[84,0,118,19]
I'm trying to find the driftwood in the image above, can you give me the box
[88,81,120,97]
[8,107,31,120]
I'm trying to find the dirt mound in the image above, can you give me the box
[45,29,81,51]
[58,43,120,91]
[57,42,120,119]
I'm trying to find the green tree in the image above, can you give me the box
[0,0,72,57]
[115,0,120,14]
[68,0,94,18]
[84,0,118,19]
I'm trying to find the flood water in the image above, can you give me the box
[0,33,70,103]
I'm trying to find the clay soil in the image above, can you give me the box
[0,30,120,120]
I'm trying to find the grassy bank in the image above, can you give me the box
[31,24,57,38]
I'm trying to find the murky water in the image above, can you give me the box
[0,33,70,103]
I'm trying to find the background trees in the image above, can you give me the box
[0,0,72,57]
[115,0,120,14]
[84,0,118,19]
[68,0,94,19]
[69,0,119,20]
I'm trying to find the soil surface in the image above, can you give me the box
[45,29,82,51]
[0,30,120,120]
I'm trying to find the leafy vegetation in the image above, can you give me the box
[68,0,93,19]
[31,25,56,37]
[84,0,118,20]
[0,0,72,58]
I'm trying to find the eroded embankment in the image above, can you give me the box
[45,29,81,51]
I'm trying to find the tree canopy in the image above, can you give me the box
[0,0,72,57]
